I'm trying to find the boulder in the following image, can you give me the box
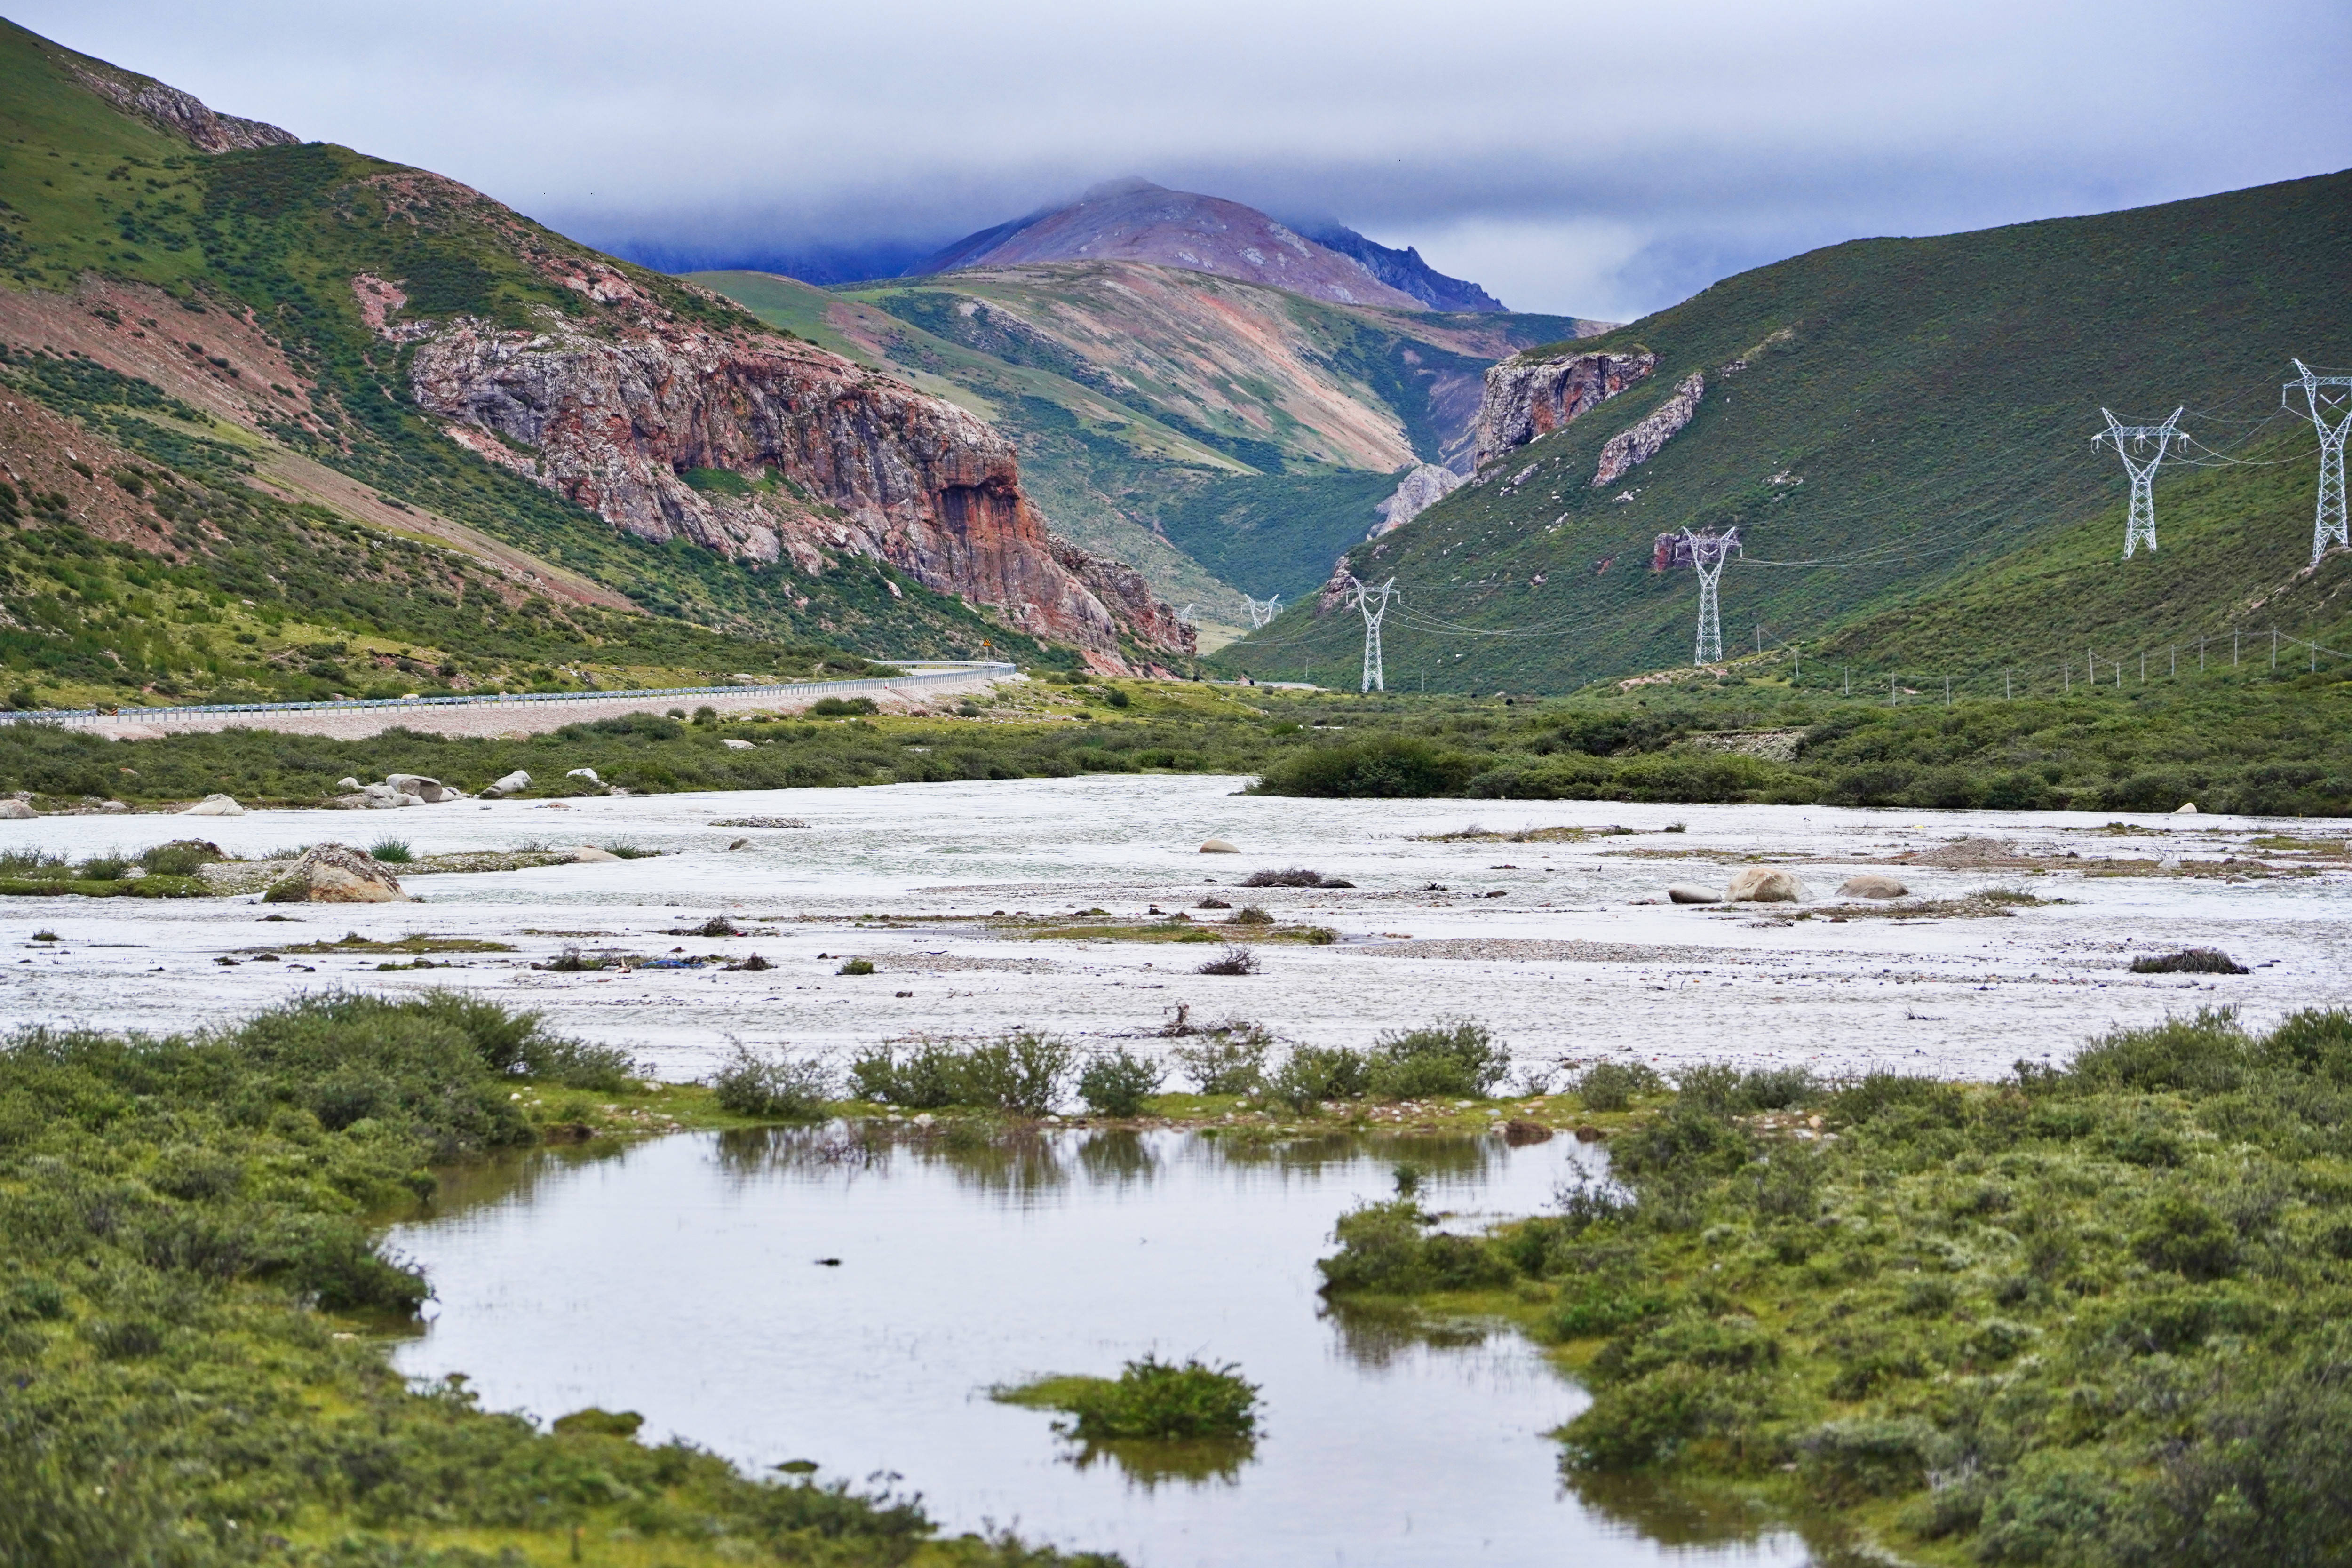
[385,773,456,804]
[359,783,421,808]
[1199,838,1240,854]
[262,843,412,903]
[482,769,531,797]
[721,738,756,751]
[1837,874,1910,899]
[99,800,127,814]
[2174,802,2199,814]
[181,794,245,818]
[570,846,621,863]
[0,800,35,820]
[336,777,362,790]
[1726,867,1806,902]
[567,767,600,783]
[1666,884,1721,904]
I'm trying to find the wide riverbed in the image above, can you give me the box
[0,773,2341,1081]
[386,1124,1806,1567]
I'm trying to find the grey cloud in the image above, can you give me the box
[23,0,2349,318]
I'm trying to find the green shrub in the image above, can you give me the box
[75,855,127,880]
[709,1046,833,1120]
[837,958,874,975]
[1005,1355,1260,1441]
[1249,734,1481,798]
[810,696,879,717]
[1317,1198,1517,1295]
[848,1034,1073,1114]
[1269,1043,1371,1108]
[1077,1047,1163,1116]
[1171,1029,1271,1095]
[1574,1060,1663,1112]
[368,837,414,863]
[1366,1019,1509,1099]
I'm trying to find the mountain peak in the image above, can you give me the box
[906,181,1447,312]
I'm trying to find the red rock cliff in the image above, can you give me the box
[402,260,1188,668]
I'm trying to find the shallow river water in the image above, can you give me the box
[387,1125,1807,1567]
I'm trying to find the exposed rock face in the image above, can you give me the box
[407,296,1187,668]
[1592,373,1705,487]
[1472,351,1657,469]
[63,58,298,153]
[1370,463,1467,537]
[1049,538,1197,660]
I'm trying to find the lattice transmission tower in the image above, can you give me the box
[1681,527,1740,665]
[2286,360,2352,564]
[2093,407,2184,557]
[1243,593,1282,629]
[1349,577,1397,692]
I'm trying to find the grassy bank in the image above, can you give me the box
[0,992,1115,1568]
[1316,1011,2352,1564]
[3,666,2350,816]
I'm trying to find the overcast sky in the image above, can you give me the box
[23,0,2351,319]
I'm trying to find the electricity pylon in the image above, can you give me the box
[2094,407,2184,557]
[1243,593,1282,629]
[1683,528,1739,665]
[1349,577,1397,692]
[2286,360,2352,564]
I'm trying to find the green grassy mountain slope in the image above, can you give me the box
[0,20,1093,709]
[1210,170,2352,692]
[695,262,1603,625]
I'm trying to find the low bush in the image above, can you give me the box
[810,696,879,717]
[2130,948,2250,975]
[1171,1028,1271,1095]
[838,957,875,975]
[1366,1019,1509,1099]
[1269,1043,1371,1108]
[368,837,414,863]
[1077,1047,1163,1116]
[1003,1355,1260,1442]
[709,1046,834,1120]
[1198,945,1258,976]
[1249,734,1481,798]
[1316,1198,1517,1295]
[1575,1060,1664,1112]
[1240,867,1351,888]
[849,1032,1074,1114]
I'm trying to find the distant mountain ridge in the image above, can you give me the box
[905,178,1440,312]
[1291,223,1504,313]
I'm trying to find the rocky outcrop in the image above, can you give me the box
[1472,351,1656,469]
[1370,463,1466,537]
[407,298,1188,668]
[1049,539,1197,660]
[64,58,298,153]
[1592,373,1705,487]
[262,844,412,904]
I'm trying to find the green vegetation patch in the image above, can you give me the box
[1316,1012,2352,1563]
[274,931,516,955]
[995,1355,1261,1441]
[0,985,1112,1566]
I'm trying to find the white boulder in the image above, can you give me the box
[1837,874,1909,899]
[1726,867,1807,902]
[181,794,245,818]
[262,843,412,903]
[1666,884,1721,904]
[482,770,531,797]
[567,767,600,783]
[721,738,756,751]
[1200,838,1240,854]
[0,801,35,820]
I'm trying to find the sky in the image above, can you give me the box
[21,0,2351,321]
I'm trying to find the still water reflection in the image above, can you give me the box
[388,1126,1810,1567]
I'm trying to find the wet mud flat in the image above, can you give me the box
[0,774,2340,1083]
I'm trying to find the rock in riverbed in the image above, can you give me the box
[0,801,35,820]
[1726,867,1806,902]
[1837,874,1909,899]
[1200,838,1240,854]
[1666,884,1721,904]
[262,844,412,903]
[483,770,531,797]
[181,794,245,818]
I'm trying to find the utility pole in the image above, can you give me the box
[1945,675,1952,705]
[1348,577,1398,693]
[2095,407,2185,557]
[1890,672,1897,707]
[2005,669,2012,699]
[1243,593,1283,630]
[2285,359,2352,564]
[2273,628,2280,670]
[1843,666,1850,696]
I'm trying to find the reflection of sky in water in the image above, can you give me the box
[389,1127,1812,1567]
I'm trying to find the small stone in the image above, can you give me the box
[721,738,756,751]
[1726,867,1806,902]
[1837,874,1909,899]
[180,794,245,818]
[1666,884,1721,904]
[1199,838,1240,854]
